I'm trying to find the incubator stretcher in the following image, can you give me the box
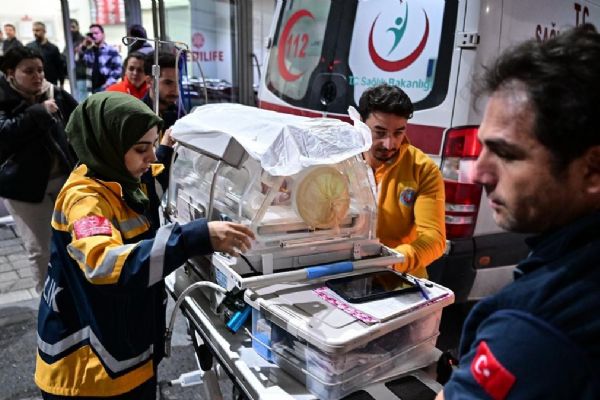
[164,104,454,399]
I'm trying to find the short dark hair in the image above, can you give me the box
[144,52,176,76]
[358,84,414,121]
[3,23,16,30]
[128,24,147,39]
[478,23,600,171]
[70,18,79,28]
[33,21,46,30]
[89,24,104,33]
[0,46,44,74]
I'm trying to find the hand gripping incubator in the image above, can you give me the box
[166,104,454,400]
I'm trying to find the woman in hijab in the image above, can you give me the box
[0,46,77,293]
[34,92,254,399]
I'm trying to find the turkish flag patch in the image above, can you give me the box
[470,340,516,400]
[73,216,112,240]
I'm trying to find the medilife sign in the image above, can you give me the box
[190,31,225,63]
[189,51,225,62]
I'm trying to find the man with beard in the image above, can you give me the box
[26,22,65,86]
[142,52,183,130]
[358,84,446,278]
[2,24,22,54]
[140,52,180,230]
[76,23,121,94]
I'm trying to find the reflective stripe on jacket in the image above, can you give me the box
[35,164,212,397]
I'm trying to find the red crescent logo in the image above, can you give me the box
[278,9,314,82]
[368,10,430,72]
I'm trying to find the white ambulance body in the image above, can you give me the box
[257,0,600,302]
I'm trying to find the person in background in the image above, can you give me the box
[34,92,255,399]
[3,24,23,54]
[26,22,65,87]
[127,24,153,55]
[142,52,183,130]
[437,24,600,399]
[106,52,148,99]
[358,84,446,278]
[63,19,87,101]
[0,29,4,57]
[142,53,185,129]
[76,23,121,94]
[0,46,77,293]
[141,52,181,231]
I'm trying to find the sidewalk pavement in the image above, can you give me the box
[0,222,38,306]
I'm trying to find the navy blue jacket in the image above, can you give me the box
[444,212,600,399]
[36,166,213,396]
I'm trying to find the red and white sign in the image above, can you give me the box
[92,0,125,25]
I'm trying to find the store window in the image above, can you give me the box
[144,0,275,107]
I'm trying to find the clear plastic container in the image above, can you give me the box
[251,307,442,400]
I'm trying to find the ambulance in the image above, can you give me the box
[257,0,600,302]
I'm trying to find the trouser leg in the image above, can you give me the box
[3,176,67,292]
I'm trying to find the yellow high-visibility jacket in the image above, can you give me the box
[373,140,446,278]
[35,165,212,397]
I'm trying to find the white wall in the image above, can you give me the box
[2,1,67,49]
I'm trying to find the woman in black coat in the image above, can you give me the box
[0,46,77,293]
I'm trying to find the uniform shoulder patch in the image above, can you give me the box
[73,215,112,240]
[470,340,516,400]
[399,187,416,207]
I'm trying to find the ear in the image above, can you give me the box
[582,145,600,196]
[145,75,152,86]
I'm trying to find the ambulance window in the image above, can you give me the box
[349,0,455,108]
[263,0,458,114]
[265,0,332,100]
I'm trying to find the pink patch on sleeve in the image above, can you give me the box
[73,216,113,240]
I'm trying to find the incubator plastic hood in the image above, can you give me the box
[166,104,391,279]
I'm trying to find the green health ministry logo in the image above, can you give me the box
[369,2,430,72]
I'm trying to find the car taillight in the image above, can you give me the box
[441,126,482,239]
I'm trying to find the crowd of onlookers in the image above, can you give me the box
[0,19,168,101]
[0,19,184,294]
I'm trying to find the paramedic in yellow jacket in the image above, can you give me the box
[34,92,255,399]
[359,84,445,278]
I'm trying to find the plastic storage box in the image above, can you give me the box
[247,278,454,400]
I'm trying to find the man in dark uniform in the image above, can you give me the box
[437,24,600,399]
[26,22,65,86]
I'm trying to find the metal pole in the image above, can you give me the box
[158,0,167,41]
[151,0,160,40]
[124,0,143,28]
[232,0,254,105]
[153,37,160,115]
[59,0,76,90]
